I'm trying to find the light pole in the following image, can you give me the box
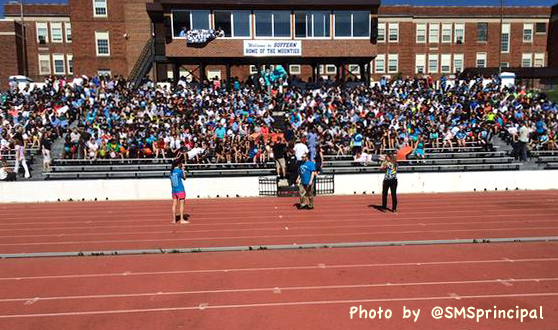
[20,0,28,77]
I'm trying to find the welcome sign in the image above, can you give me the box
[243,40,302,57]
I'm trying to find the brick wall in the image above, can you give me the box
[0,22,23,91]
[549,5,558,67]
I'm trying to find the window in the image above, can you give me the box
[95,31,110,56]
[255,11,291,38]
[442,23,452,43]
[523,23,533,42]
[375,54,385,73]
[416,23,426,43]
[477,23,488,42]
[249,65,259,74]
[501,62,509,68]
[334,11,369,38]
[214,11,251,38]
[501,23,510,53]
[36,22,48,44]
[454,23,465,43]
[93,0,107,17]
[536,22,546,34]
[388,23,399,42]
[453,54,464,73]
[172,10,210,37]
[534,53,545,67]
[38,54,51,75]
[429,23,439,43]
[415,54,426,74]
[377,23,386,42]
[522,53,532,67]
[295,11,330,38]
[428,54,438,73]
[67,54,74,75]
[289,65,301,75]
[348,64,360,75]
[476,52,487,68]
[441,54,451,73]
[325,65,337,74]
[52,54,65,74]
[51,22,63,43]
[65,23,72,42]
[388,54,398,73]
[97,70,111,77]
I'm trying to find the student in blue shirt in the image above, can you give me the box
[170,158,188,224]
[297,153,317,210]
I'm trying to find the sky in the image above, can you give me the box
[1,0,557,18]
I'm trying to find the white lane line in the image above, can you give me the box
[1,217,557,239]
[0,277,555,303]
[1,257,557,281]
[2,226,558,247]
[1,292,557,319]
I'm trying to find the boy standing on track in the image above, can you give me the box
[170,159,189,224]
[297,153,317,210]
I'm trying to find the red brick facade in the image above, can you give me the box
[1,1,557,88]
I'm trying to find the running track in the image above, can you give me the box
[1,191,558,329]
[0,243,557,329]
[1,191,558,255]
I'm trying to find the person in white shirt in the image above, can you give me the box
[0,160,17,181]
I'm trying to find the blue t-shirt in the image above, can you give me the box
[215,127,226,139]
[299,161,316,186]
[170,168,185,193]
[352,133,363,147]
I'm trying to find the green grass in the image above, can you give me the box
[547,88,558,103]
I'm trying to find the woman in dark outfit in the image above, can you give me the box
[381,153,398,213]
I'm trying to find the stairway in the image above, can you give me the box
[129,38,155,88]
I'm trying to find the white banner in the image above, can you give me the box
[243,40,302,57]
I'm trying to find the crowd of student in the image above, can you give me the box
[1,74,557,182]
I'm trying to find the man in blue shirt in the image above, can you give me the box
[170,158,188,224]
[297,153,317,210]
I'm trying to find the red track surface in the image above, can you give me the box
[0,243,557,329]
[1,191,558,254]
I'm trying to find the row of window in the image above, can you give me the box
[172,10,372,39]
[36,22,72,44]
[38,54,73,75]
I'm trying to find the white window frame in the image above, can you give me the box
[388,54,398,73]
[534,53,545,67]
[97,69,112,77]
[65,23,72,43]
[454,23,465,44]
[36,22,49,43]
[522,53,532,68]
[501,23,510,53]
[416,23,426,43]
[453,54,464,73]
[375,54,385,73]
[293,11,331,39]
[428,54,439,74]
[213,10,252,39]
[50,22,63,43]
[333,11,370,39]
[172,10,212,39]
[377,22,386,42]
[535,22,546,34]
[93,0,108,18]
[348,64,360,74]
[254,10,293,39]
[388,23,399,42]
[67,54,74,75]
[523,23,533,43]
[289,65,301,75]
[476,52,487,68]
[441,54,451,73]
[325,64,337,74]
[95,31,110,57]
[249,65,259,74]
[501,62,509,68]
[441,23,452,43]
[415,54,426,74]
[52,54,66,75]
[429,23,439,44]
[38,54,51,75]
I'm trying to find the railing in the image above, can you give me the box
[129,38,155,88]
